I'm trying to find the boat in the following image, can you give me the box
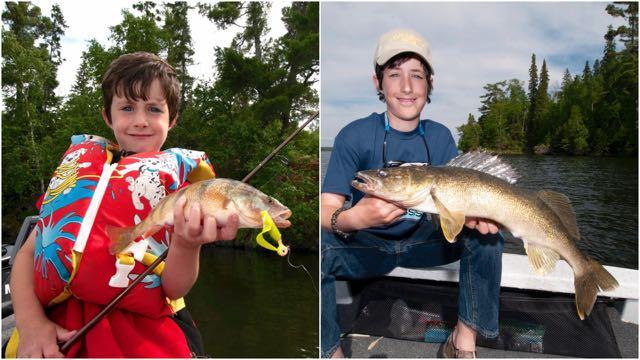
[334,254,638,358]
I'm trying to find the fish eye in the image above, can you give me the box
[377,170,388,177]
[268,197,273,204]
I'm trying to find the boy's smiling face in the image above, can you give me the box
[374,57,428,126]
[103,79,176,153]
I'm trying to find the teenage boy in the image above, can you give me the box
[321,28,503,358]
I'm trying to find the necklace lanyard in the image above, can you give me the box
[383,112,431,167]
[384,112,425,135]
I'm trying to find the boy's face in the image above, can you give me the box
[102,79,176,153]
[373,57,428,124]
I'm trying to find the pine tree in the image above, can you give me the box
[163,2,195,105]
[457,114,481,151]
[526,53,538,150]
[530,59,550,148]
[582,61,591,81]
[111,3,165,55]
[198,2,270,61]
[559,105,589,155]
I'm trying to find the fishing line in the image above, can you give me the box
[286,250,318,294]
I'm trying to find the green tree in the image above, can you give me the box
[526,53,538,149]
[198,2,270,61]
[532,59,550,146]
[504,79,528,151]
[457,114,481,151]
[2,2,66,242]
[163,2,195,104]
[40,4,67,114]
[604,2,638,154]
[606,2,638,54]
[558,105,589,154]
[111,3,164,55]
[477,81,508,150]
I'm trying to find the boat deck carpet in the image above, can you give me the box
[338,277,628,358]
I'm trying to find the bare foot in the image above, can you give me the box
[454,320,477,352]
[331,346,345,358]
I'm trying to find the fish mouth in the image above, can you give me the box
[272,208,292,226]
[351,172,379,194]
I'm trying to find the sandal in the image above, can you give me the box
[438,332,476,358]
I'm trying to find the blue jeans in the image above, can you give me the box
[320,222,504,358]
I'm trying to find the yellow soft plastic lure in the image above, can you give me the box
[256,210,289,256]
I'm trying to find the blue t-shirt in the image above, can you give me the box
[322,112,458,238]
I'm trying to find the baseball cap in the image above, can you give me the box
[373,28,434,74]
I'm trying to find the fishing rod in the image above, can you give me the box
[60,111,319,353]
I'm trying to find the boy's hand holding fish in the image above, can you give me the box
[337,195,406,231]
[464,217,500,235]
[172,196,240,249]
[163,196,241,300]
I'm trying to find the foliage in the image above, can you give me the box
[2,2,319,252]
[458,2,637,156]
[2,2,64,241]
[456,114,480,151]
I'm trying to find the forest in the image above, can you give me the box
[2,2,320,250]
[457,2,637,156]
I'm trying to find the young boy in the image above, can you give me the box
[321,29,503,358]
[9,52,239,357]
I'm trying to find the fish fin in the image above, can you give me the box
[574,258,619,320]
[106,225,137,255]
[537,190,580,240]
[446,151,518,184]
[524,242,560,275]
[141,224,164,239]
[430,190,465,243]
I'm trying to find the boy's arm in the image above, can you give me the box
[162,197,239,300]
[322,193,498,235]
[10,229,76,357]
[321,192,405,233]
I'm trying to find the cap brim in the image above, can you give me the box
[376,49,434,74]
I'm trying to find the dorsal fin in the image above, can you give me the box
[537,190,580,239]
[446,151,518,184]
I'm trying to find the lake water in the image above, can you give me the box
[187,247,318,357]
[322,150,638,269]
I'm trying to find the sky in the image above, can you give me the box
[320,2,626,147]
[28,1,291,96]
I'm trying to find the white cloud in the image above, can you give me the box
[320,2,625,147]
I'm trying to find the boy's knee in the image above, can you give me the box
[465,232,504,255]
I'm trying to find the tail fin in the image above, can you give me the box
[106,225,136,255]
[574,258,619,320]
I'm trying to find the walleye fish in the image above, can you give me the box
[351,151,618,320]
[108,178,292,254]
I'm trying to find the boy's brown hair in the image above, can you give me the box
[102,52,181,123]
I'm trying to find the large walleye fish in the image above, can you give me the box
[351,151,618,320]
[108,178,292,254]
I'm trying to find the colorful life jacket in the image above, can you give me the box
[33,134,216,316]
